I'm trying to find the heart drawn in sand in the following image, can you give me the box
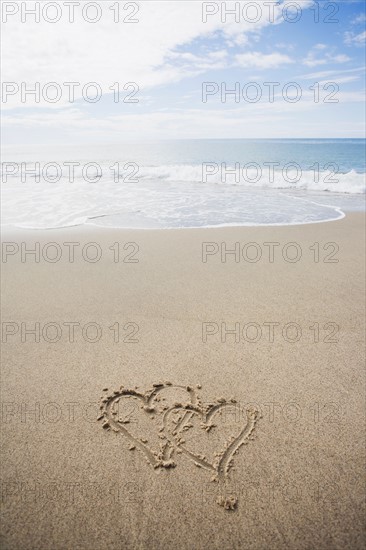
[98,383,260,510]
[98,383,197,469]
[163,401,259,481]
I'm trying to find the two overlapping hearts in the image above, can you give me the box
[98,383,259,483]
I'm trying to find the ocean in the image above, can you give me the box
[1,139,365,229]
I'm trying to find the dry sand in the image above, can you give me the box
[1,213,365,549]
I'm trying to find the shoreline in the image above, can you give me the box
[0,207,356,234]
[2,186,364,233]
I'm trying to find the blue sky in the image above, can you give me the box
[2,0,365,143]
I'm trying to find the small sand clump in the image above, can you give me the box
[217,495,238,511]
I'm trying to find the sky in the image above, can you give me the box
[1,0,365,143]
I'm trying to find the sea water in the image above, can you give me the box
[1,139,365,229]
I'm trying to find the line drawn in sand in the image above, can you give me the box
[98,383,260,510]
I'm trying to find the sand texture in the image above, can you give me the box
[1,213,365,549]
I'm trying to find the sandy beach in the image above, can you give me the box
[1,213,365,549]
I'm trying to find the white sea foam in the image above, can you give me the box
[2,173,364,229]
[1,149,365,230]
[2,162,364,193]
[136,165,366,194]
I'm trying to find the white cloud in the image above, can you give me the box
[235,51,294,69]
[297,66,365,80]
[209,50,228,60]
[2,0,362,141]
[317,76,360,85]
[344,31,366,46]
[332,54,352,63]
[275,43,295,51]
[351,13,366,25]
[167,50,228,71]
[2,1,302,109]
[4,90,365,140]
[303,46,351,67]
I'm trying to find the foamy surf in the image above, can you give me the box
[1,179,356,229]
[1,140,364,229]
